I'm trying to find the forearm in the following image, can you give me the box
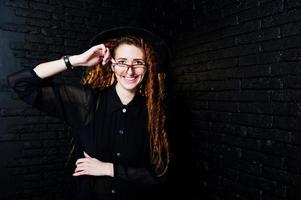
[33,55,81,79]
[33,44,110,79]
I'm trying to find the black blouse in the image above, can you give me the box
[7,69,164,200]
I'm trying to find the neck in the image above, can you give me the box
[115,83,137,105]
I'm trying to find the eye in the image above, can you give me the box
[117,60,126,64]
[134,60,145,65]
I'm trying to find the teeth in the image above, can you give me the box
[124,77,136,80]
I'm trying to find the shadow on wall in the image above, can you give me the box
[162,87,200,198]
[162,69,209,199]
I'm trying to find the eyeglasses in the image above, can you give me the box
[112,62,147,74]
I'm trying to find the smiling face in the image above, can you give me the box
[112,44,147,93]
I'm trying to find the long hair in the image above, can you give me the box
[82,36,169,176]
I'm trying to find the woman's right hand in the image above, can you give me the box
[70,44,112,68]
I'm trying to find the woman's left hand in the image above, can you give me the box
[73,152,114,177]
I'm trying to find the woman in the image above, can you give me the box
[7,26,170,200]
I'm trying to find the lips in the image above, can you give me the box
[122,75,138,84]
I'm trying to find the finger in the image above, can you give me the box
[102,48,110,65]
[88,44,106,57]
[75,158,88,166]
[73,171,86,176]
[92,44,106,51]
[74,166,85,173]
[110,58,116,64]
[84,151,92,158]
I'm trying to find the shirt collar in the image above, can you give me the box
[107,85,145,113]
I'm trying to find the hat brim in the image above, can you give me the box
[89,26,170,72]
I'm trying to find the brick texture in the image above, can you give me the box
[169,0,301,199]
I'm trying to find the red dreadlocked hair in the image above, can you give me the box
[82,36,169,176]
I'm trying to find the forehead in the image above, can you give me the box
[114,44,145,59]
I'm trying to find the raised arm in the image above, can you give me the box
[7,44,112,127]
[33,44,111,79]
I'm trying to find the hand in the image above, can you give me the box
[70,44,113,67]
[73,151,114,177]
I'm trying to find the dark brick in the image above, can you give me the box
[23,141,43,149]
[209,101,239,112]
[15,8,51,19]
[222,20,259,38]
[26,18,52,28]
[60,0,83,9]
[242,77,281,89]
[287,159,301,174]
[239,102,272,114]
[213,43,258,60]
[262,35,301,52]
[258,0,284,16]
[222,0,257,17]
[286,0,301,9]
[272,101,301,117]
[25,34,63,45]
[271,61,301,76]
[273,116,301,131]
[262,8,301,28]
[231,113,273,128]
[0,23,40,33]
[287,187,301,200]
[279,49,301,62]
[282,21,301,37]
[199,80,240,91]
[20,133,40,140]
[5,0,28,8]
[236,32,258,44]
[231,158,262,176]
[233,65,270,79]
[29,1,63,13]
[10,42,48,51]
[263,166,292,185]
[249,127,292,143]
[259,27,281,41]
[238,7,261,23]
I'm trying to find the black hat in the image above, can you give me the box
[89,26,170,72]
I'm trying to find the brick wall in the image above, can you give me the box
[0,0,184,199]
[170,0,301,199]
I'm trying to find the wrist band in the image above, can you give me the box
[63,55,74,69]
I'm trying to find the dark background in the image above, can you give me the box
[1,0,301,199]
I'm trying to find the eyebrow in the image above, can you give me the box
[116,58,145,62]
[116,58,144,61]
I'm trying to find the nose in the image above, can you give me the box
[126,66,134,75]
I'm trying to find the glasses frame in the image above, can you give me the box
[112,62,148,74]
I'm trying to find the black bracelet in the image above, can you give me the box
[63,55,74,69]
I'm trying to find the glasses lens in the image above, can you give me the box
[114,64,146,74]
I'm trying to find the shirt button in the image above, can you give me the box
[116,152,121,157]
[122,108,126,113]
[118,130,124,135]
[111,189,116,194]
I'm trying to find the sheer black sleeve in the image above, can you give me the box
[7,69,93,128]
[113,164,166,194]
